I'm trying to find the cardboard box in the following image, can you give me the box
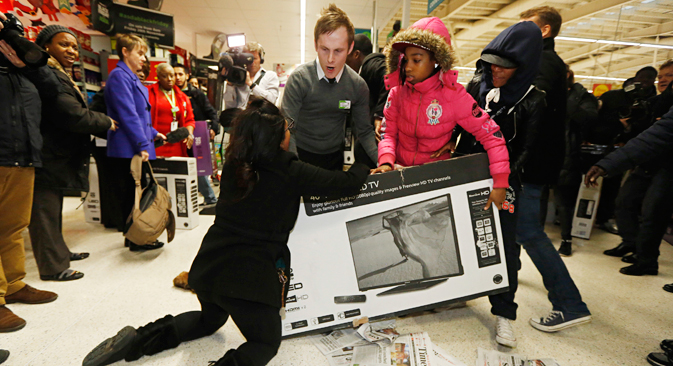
[83,157,101,223]
[571,175,603,239]
[151,157,200,230]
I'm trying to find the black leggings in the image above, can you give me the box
[175,295,281,366]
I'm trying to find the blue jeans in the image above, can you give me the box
[517,182,590,317]
[198,175,217,205]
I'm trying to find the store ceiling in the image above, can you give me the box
[158,0,673,88]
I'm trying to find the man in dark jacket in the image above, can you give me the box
[0,14,60,332]
[346,34,389,168]
[520,6,566,186]
[174,63,219,206]
[556,66,598,256]
[596,61,673,276]
[587,105,673,281]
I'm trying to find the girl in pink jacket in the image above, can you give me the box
[375,17,510,207]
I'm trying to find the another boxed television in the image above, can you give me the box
[151,157,200,230]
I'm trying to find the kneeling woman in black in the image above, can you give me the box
[83,97,370,366]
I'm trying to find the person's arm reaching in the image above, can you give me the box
[280,70,306,154]
[352,79,377,163]
[291,160,369,197]
[374,89,399,173]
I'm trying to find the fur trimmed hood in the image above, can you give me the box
[385,17,455,74]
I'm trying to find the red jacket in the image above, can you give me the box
[148,83,196,157]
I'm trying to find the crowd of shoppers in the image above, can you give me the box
[1,3,673,366]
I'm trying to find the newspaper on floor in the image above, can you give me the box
[433,344,467,366]
[310,320,398,357]
[351,332,434,366]
[476,348,561,366]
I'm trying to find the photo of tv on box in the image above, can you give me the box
[346,194,464,295]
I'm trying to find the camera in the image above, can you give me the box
[619,82,650,120]
[217,33,253,85]
[0,13,49,67]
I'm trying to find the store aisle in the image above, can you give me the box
[2,197,672,366]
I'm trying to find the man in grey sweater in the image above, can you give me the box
[281,4,378,170]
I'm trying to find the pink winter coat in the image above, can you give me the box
[379,70,510,188]
[379,16,510,189]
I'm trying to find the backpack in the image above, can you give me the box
[124,155,176,245]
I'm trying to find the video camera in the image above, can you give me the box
[619,82,650,120]
[218,33,253,85]
[0,13,49,67]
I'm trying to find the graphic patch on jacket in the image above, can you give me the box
[471,102,483,118]
[427,99,442,125]
[502,185,516,213]
[385,94,392,110]
[481,119,499,134]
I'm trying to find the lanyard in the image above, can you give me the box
[162,88,179,121]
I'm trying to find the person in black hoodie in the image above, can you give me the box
[555,66,598,256]
[346,34,389,168]
[28,25,116,281]
[83,97,369,366]
[461,21,591,346]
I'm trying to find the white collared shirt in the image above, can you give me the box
[250,66,280,104]
[315,57,345,83]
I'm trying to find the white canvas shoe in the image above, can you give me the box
[495,316,517,348]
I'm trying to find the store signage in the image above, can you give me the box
[282,153,509,337]
[427,0,444,14]
[92,0,174,47]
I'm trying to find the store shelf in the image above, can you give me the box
[83,63,101,73]
[85,84,101,91]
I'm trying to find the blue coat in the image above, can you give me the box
[105,61,158,159]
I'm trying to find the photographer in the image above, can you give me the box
[599,61,673,276]
[0,12,60,332]
[220,42,279,110]
[586,67,657,236]
[243,42,279,104]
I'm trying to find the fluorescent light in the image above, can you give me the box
[596,39,640,46]
[300,0,306,64]
[574,75,626,82]
[455,66,477,71]
[557,36,596,43]
[556,36,673,50]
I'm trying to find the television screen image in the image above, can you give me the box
[346,195,463,292]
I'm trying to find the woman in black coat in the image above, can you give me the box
[28,26,115,281]
[83,97,370,366]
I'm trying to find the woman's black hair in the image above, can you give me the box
[224,96,286,201]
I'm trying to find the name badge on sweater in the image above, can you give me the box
[171,121,178,132]
[339,100,351,110]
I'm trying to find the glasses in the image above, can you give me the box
[285,117,295,132]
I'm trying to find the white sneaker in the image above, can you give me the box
[495,316,517,348]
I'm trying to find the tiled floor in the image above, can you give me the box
[2,197,672,366]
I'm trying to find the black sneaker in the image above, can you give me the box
[661,339,673,354]
[529,310,592,332]
[83,326,136,366]
[558,240,572,257]
[647,352,673,366]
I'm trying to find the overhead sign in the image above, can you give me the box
[427,0,444,14]
[92,0,174,47]
[282,153,509,337]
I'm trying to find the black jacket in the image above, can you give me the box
[360,53,389,122]
[182,84,220,132]
[0,61,60,168]
[597,106,673,175]
[526,37,566,185]
[35,63,111,191]
[559,83,598,185]
[188,151,369,308]
[463,67,546,178]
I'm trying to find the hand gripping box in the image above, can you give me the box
[151,157,200,230]
[571,175,603,239]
